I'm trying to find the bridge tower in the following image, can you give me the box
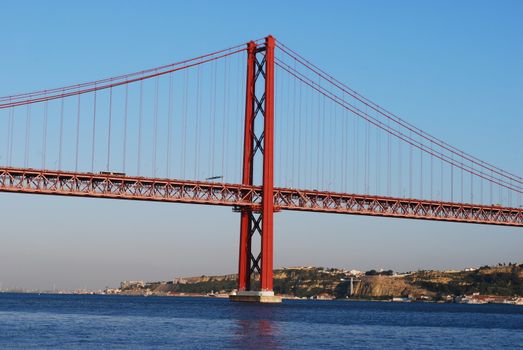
[230,36,281,303]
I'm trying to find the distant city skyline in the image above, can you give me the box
[1,0,522,290]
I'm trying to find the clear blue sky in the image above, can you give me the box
[0,0,522,290]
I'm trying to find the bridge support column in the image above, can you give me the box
[231,36,281,303]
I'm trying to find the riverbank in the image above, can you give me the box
[111,263,523,304]
[4,263,521,305]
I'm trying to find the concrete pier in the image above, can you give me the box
[229,291,282,303]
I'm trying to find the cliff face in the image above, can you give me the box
[404,265,523,297]
[118,265,523,300]
[352,276,431,298]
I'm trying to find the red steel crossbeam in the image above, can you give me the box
[1,167,522,227]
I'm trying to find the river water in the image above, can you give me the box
[0,293,522,349]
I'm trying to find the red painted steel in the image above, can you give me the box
[260,36,275,291]
[1,166,522,226]
[238,41,257,291]
[236,35,277,293]
[272,188,523,226]
[0,167,258,206]
[1,35,522,298]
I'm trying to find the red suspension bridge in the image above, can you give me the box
[1,36,522,302]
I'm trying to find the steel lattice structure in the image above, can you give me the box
[2,167,521,227]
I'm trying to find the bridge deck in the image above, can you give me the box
[1,167,522,227]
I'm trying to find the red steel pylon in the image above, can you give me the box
[237,36,275,292]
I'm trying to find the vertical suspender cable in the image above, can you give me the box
[344,103,349,193]
[167,73,173,178]
[377,123,381,194]
[58,97,64,169]
[91,87,97,172]
[107,86,113,172]
[340,94,349,193]
[419,134,422,198]
[330,99,335,189]
[308,82,314,189]
[221,57,228,181]
[340,93,348,192]
[277,65,283,185]
[461,152,464,203]
[209,60,216,177]
[152,76,159,177]
[291,59,297,187]
[42,101,48,168]
[470,162,474,203]
[363,109,368,193]
[211,60,218,177]
[309,83,314,189]
[315,77,321,189]
[287,69,293,187]
[490,170,494,205]
[498,169,502,205]
[123,84,128,173]
[440,156,444,201]
[195,64,201,179]
[409,131,413,198]
[75,94,81,172]
[24,104,31,167]
[387,118,391,196]
[297,68,303,188]
[236,52,244,184]
[182,69,188,179]
[398,139,402,197]
[137,80,143,175]
[479,161,488,207]
[8,102,14,166]
[365,115,369,194]
[430,141,433,199]
[5,101,11,165]
[341,93,346,192]
[353,114,357,192]
[451,154,454,202]
[354,115,358,193]
[321,90,326,189]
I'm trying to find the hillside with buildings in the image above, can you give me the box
[113,264,523,304]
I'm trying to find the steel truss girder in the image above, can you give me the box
[0,167,260,207]
[1,167,521,226]
[272,188,523,227]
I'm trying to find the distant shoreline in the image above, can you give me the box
[3,263,522,306]
[2,290,522,306]
[4,291,523,306]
